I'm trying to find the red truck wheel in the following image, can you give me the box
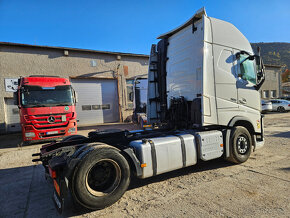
[71,144,130,210]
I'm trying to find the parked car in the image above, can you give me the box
[270,99,290,112]
[280,96,290,101]
[261,100,272,113]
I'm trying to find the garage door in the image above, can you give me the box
[4,98,21,132]
[71,79,119,126]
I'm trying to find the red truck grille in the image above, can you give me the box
[27,113,69,129]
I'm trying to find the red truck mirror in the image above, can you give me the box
[74,90,78,103]
[13,91,20,108]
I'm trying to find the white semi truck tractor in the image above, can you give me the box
[33,8,265,212]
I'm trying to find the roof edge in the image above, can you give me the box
[0,41,149,58]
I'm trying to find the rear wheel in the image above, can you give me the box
[71,144,130,210]
[227,126,252,164]
[277,106,285,112]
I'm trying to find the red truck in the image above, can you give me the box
[14,76,77,143]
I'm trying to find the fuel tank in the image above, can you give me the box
[129,134,197,178]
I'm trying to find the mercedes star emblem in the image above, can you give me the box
[48,116,56,123]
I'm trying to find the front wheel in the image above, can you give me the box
[71,144,130,210]
[227,126,252,164]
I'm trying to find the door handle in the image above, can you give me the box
[239,98,247,104]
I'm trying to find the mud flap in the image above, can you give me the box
[52,179,67,214]
[53,189,64,214]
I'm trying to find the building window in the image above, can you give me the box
[263,90,269,98]
[82,105,92,110]
[270,90,277,98]
[101,104,110,110]
[126,79,134,109]
[92,105,101,110]
[90,60,97,67]
[12,108,19,114]
[91,104,110,110]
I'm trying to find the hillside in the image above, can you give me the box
[251,42,290,69]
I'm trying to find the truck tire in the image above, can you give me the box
[71,144,130,210]
[61,135,87,142]
[227,126,252,164]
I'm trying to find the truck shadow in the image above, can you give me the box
[0,158,234,217]
[0,132,23,149]
[271,131,290,138]
[129,158,232,190]
[0,132,55,149]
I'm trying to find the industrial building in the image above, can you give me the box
[0,42,149,134]
[260,64,282,100]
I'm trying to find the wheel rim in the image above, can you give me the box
[277,106,285,112]
[236,135,249,154]
[85,159,121,197]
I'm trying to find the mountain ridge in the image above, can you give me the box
[251,42,290,70]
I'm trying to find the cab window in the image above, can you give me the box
[239,54,256,84]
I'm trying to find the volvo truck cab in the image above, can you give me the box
[147,8,265,150]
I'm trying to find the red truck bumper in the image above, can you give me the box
[22,120,77,142]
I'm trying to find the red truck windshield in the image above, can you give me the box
[21,85,74,108]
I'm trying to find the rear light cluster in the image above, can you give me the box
[49,168,61,195]
[49,167,57,179]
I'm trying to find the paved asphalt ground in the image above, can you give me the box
[0,113,289,217]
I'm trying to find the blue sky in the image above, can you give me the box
[0,0,289,54]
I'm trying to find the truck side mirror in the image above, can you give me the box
[13,91,19,105]
[13,91,21,109]
[74,90,78,103]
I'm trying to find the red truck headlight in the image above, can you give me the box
[68,127,76,133]
[25,132,35,137]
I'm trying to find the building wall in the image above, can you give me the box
[0,43,149,133]
[260,65,281,100]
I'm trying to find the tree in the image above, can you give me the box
[281,69,290,83]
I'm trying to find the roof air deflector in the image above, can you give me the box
[157,7,207,39]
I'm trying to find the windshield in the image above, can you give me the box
[21,85,74,107]
[240,54,257,84]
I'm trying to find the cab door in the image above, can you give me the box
[234,49,261,111]
[214,46,238,109]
